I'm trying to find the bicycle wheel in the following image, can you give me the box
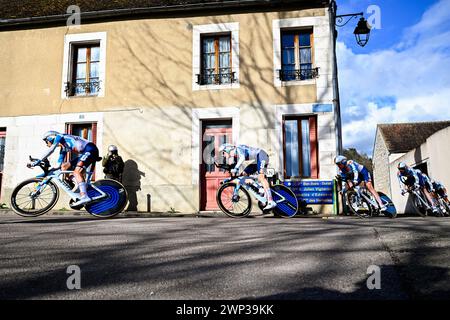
[271,184,299,218]
[10,178,59,217]
[84,179,128,218]
[442,200,450,217]
[345,191,372,218]
[411,192,428,217]
[435,199,447,217]
[217,182,252,218]
[378,192,397,218]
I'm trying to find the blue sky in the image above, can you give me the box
[335,0,450,156]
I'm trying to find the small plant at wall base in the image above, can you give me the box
[1,203,8,209]
[168,207,179,214]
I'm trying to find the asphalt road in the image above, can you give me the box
[0,213,449,300]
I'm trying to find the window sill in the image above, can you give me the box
[280,79,316,87]
[64,94,101,99]
[193,82,240,91]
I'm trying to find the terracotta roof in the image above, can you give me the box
[378,121,450,153]
[0,0,329,21]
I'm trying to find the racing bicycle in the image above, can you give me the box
[10,156,128,218]
[215,162,299,218]
[407,186,446,217]
[337,176,397,218]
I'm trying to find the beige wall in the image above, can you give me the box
[372,128,391,197]
[0,7,340,213]
[0,8,325,117]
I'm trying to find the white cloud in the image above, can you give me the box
[338,0,450,156]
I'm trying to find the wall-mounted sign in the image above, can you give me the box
[312,104,333,113]
[284,180,334,204]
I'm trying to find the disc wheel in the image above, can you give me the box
[84,179,128,218]
[379,193,397,218]
[271,184,299,218]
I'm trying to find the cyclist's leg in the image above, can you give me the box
[73,144,99,201]
[442,186,449,203]
[419,175,438,209]
[422,187,437,208]
[257,152,274,208]
[361,169,384,208]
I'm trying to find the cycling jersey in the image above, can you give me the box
[397,168,432,192]
[234,145,268,173]
[432,180,448,199]
[38,134,99,169]
[337,160,371,184]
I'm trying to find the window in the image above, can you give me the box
[66,44,100,96]
[192,23,239,91]
[198,35,234,85]
[283,116,318,179]
[62,32,107,98]
[279,29,318,82]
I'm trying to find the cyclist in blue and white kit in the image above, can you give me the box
[219,143,276,210]
[335,155,387,211]
[27,131,100,207]
[397,162,439,214]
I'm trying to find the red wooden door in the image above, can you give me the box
[200,121,232,211]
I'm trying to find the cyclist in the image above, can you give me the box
[218,143,276,210]
[431,180,449,204]
[397,162,439,214]
[28,131,100,207]
[335,155,387,212]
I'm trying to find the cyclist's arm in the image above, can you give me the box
[56,148,67,168]
[397,173,407,193]
[37,135,63,163]
[412,169,420,187]
[350,162,359,184]
[233,148,246,171]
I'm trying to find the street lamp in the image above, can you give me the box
[353,17,371,47]
[329,1,373,155]
[335,13,372,47]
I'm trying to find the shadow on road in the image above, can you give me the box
[0,217,449,299]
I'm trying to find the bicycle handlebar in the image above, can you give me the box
[214,162,238,178]
[28,155,51,174]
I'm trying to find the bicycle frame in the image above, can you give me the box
[410,188,432,210]
[34,168,107,201]
[219,165,286,206]
[355,187,380,210]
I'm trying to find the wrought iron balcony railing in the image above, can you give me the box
[278,67,319,81]
[65,81,101,96]
[196,72,236,85]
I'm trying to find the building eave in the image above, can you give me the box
[0,0,330,30]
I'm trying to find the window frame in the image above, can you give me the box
[192,22,240,91]
[199,33,233,86]
[282,115,319,179]
[279,28,315,83]
[69,43,101,97]
[61,32,107,99]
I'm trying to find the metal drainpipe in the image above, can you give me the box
[329,0,343,156]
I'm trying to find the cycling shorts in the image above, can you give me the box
[358,167,372,183]
[69,143,99,170]
[243,151,269,175]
